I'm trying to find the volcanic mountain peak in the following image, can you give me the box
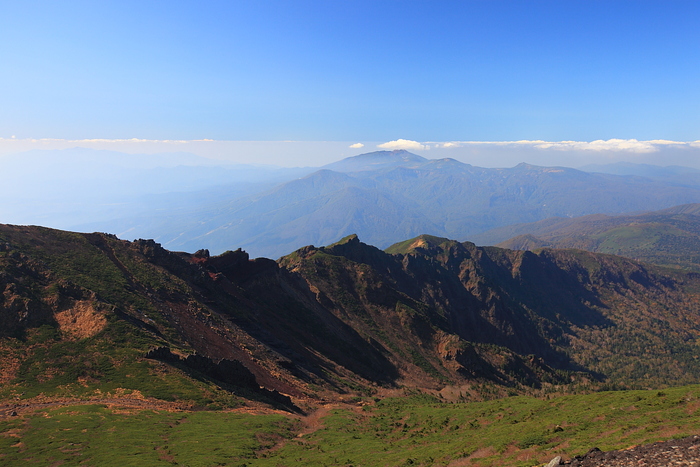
[321,149,428,173]
[384,234,458,255]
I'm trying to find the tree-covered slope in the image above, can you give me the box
[490,204,700,271]
[286,234,700,389]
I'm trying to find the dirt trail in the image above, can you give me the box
[296,404,333,437]
[0,395,360,428]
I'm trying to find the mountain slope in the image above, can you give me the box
[118,155,700,258]
[489,205,700,271]
[4,225,700,412]
[0,225,387,409]
[298,234,700,388]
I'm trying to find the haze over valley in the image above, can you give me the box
[6,148,700,260]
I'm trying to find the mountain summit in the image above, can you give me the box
[321,149,428,172]
[9,150,700,259]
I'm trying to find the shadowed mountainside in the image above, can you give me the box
[3,224,700,410]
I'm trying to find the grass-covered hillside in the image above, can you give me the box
[3,385,700,466]
[483,204,700,271]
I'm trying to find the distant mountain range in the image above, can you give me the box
[6,148,700,258]
[579,161,700,180]
[115,151,700,257]
[0,147,313,229]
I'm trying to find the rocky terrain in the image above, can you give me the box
[549,435,700,466]
[4,224,700,404]
[4,223,700,464]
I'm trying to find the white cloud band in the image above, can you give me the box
[424,139,695,153]
[377,139,429,151]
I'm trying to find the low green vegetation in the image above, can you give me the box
[3,385,700,466]
[0,319,243,409]
[0,406,295,466]
[274,387,700,466]
[384,234,454,255]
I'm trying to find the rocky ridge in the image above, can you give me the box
[3,224,700,406]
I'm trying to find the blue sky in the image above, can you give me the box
[1,1,699,164]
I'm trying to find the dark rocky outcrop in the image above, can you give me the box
[145,346,298,412]
[146,347,258,390]
[557,436,700,466]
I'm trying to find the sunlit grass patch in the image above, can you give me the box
[1,405,295,466]
[2,386,700,466]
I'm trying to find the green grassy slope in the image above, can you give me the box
[3,385,700,466]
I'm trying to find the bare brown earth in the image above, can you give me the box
[0,392,192,420]
[0,343,20,386]
[53,300,107,339]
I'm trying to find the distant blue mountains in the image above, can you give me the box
[5,148,700,258]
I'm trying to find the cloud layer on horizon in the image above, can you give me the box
[2,137,698,152]
[2,137,700,169]
[427,139,700,153]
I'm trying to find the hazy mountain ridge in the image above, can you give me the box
[6,149,700,257]
[293,161,700,255]
[111,152,700,258]
[580,161,700,182]
[0,147,314,230]
[490,205,700,271]
[4,224,700,411]
[6,149,700,258]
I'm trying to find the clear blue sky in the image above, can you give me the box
[1,0,699,142]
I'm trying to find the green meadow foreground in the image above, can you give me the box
[3,385,700,466]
